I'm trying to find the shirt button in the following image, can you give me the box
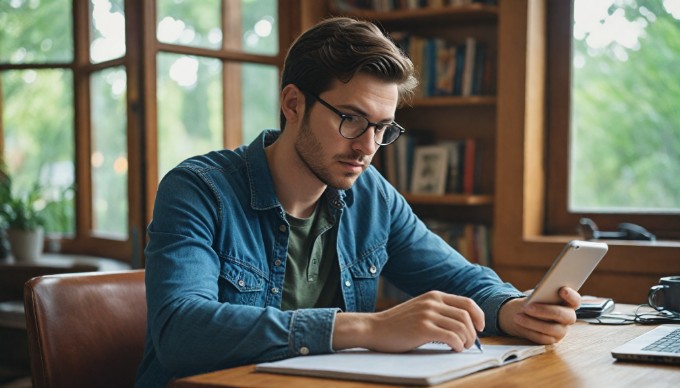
[344,280,351,287]
[369,265,377,274]
[279,224,287,233]
[274,259,282,266]
[299,346,310,355]
[237,279,245,287]
[271,287,279,294]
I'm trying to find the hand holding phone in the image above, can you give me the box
[524,240,608,305]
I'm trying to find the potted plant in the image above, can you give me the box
[0,167,46,261]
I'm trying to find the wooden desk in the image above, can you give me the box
[170,308,679,387]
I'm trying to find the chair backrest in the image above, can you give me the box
[23,270,146,388]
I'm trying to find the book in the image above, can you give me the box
[461,37,477,96]
[434,39,456,96]
[396,132,411,192]
[462,137,477,194]
[439,140,464,193]
[410,145,449,195]
[256,342,546,386]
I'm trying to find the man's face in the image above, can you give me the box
[294,73,399,190]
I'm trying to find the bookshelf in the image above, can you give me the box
[404,193,493,206]
[412,95,496,107]
[330,2,498,24]
[329,3,498,213]
[326,0,501,308]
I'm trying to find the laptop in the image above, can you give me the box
[611,324,680,365]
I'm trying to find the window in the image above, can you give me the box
[150,0,281,184]
[0,0,286,264]
[546,0,680,239]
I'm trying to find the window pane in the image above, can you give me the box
[90,0,126,63]
[570,0,680,213]
[155,0,278,55]
[0,0,73,63]
[157,53,223,179]
[91,67,128,237]
[242,63,279,143]
[156,0,221,50]
[1,69,75,234]
[240,0,278,55]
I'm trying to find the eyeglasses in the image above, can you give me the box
[304,92,405,146]
[586,304,680,325]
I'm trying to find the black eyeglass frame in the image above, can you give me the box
[586,304,680,325]
[303,91,405,146]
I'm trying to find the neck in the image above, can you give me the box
[265,133,326,218]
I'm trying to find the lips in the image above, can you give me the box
[341,160,364,167]
[339,160,365,172]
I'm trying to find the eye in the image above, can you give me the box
[374,124,388,133]
[342,115,365,127]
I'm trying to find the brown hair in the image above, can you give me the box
[279,17,417,129]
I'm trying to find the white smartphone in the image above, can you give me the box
[524,240,609,305]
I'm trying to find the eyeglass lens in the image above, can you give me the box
[340,116,401,145]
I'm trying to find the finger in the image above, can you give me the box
[438,294,485,332]
[431,326,467,353]
[514,313,568,343]
[523,302,577,326]
[517,325,561,345]
[435,299,483,348]
[409,311,467,352]
[559,287,581,308]
[428,306,476,349]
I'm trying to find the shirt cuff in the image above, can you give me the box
[288,308,340,356]
[480,292,526,336]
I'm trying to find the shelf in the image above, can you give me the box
[402,193,493,206]
[331,4,498,26]
[411,95,496,108]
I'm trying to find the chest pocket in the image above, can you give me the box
[219,259,266,305]
[347,246,388,311]
[348,248,387,279]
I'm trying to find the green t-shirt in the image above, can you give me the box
[281,196,342,310]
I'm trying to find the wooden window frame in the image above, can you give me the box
[1,0,314,265]
[492,0,680,304]
[545,0,680,241]
[0,1,141,263]
[142,0,298,226]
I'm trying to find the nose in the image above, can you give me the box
[351,126,380,156]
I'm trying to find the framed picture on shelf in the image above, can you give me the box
[410,145,449,195]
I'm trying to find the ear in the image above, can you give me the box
[280,84,306,129]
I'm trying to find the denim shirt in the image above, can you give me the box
[135,130,524,387]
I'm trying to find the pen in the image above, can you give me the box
[474,336,483,353]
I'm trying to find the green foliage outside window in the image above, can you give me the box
[2,0,280,238]
[571,0,680,212]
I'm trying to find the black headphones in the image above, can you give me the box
[578,217,656,241]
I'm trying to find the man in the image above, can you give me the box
[135,17,580,387]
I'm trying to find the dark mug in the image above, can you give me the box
[648,276,680,313]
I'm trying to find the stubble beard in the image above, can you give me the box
[294,120,367,191]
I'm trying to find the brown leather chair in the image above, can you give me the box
[23,270,146,388]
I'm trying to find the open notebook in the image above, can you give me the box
[256,343,546,386]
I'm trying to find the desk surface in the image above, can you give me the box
[170,306,679,387]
